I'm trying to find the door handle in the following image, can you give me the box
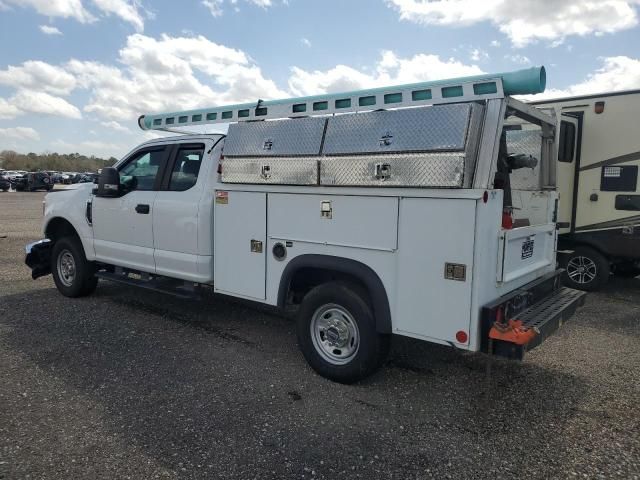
[135,204,150,214]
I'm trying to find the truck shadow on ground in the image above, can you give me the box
[1,284,593,478]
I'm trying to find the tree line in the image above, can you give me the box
[0,150,118,173]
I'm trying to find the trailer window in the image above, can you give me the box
[168,145,204,191]
[558,121,575,163]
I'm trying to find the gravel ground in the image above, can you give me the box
[0,191,639,479]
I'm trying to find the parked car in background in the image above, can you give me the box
[77,172,98,183]
[12,171,53,192]
[0,175,10,192]
[3,170,25,182]
[46,171,63,184]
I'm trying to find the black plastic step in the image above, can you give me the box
[491,287,586,360]
[96,271,200,300]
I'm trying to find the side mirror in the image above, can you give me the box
[95,167,120,198]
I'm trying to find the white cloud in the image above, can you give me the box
[5,0,146,29]
[490,40,501,47]
[202,0,223,16]
[202,0,277,16]
[100,120,130,132]
[249,0,272,7]
[3,0,96,23]
[505,54,531,65]
[470,48,489,62]
[0,61,76,95]
[288,50,483,96]
[39,25,63,35]
[91,0,144,31]
[519,56,640,101]
[64,33,285,122]
[300,37,311,47]
[0,127,40,141]
[0,97,21,119]
[10,90,82,119]
[387,0,640,46]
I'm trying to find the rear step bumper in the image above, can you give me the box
[480,270,587,360]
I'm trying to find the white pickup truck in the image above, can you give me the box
[26,67,585,383]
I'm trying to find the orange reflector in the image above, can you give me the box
[456,330,468,343]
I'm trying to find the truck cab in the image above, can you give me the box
[26,67,585,383]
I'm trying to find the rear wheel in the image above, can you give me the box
[562,246,610,291]
[296,282,390,384]
[51,236,98,297]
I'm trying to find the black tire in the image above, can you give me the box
[561,246,610,291]
[296,282,390,384]
[51,236,98,297]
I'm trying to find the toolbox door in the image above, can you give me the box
[214,191,266,300]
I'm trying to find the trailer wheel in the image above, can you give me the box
[296,282,390,384]
[51,236,98,297]
[562,246,610,291]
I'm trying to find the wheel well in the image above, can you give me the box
[45,217,79,242]
[278,255,392,334]
[287,267,369,306]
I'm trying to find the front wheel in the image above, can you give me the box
[561,246,610,291]
[296,282,390,384]
[51,236,98,297]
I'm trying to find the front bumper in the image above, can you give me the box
[25,239,52,279]
[480,270,587,360]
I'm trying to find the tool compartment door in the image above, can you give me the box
[214,191,266,300]
[395,198,475,344]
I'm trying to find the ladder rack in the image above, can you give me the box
[138,67,547,131]
[139,77,505,131]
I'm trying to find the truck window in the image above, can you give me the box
[168,145,204,191]
[558,121,575,163]
[119,149,165,191]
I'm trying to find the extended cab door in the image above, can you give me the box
[152,141,214,282]
[92,145,169,273]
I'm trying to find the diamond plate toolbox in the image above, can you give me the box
[322,103,476,155]
[320,153,466,188]
[224,116,326,157]
[221,157,318,185]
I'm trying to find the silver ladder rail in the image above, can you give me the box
[138,76,506,131]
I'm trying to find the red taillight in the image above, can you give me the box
[217,162,223,174]
[483,190,489,203]
[455,330,468,343]
[495,306,504,324]
[502,209,513,229]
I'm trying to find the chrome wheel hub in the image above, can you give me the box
[57,250,76,287]
[310,304,360,365]
[567,256,597,284]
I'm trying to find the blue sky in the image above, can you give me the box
[1,0,639,158]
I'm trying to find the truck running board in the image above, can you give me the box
[95,270,201,300]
